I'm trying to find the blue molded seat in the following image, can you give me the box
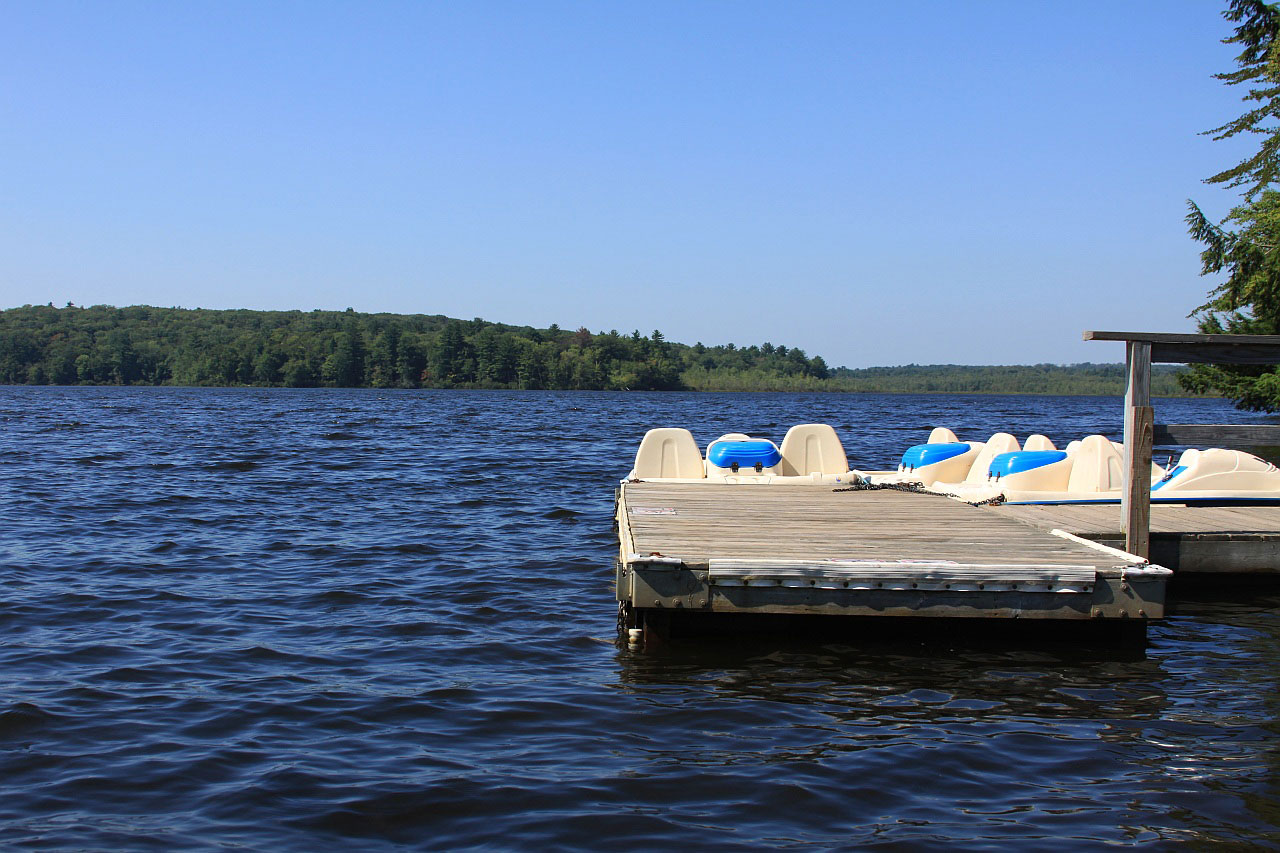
[900,442,970,471]
[707,439,782,470]
[988,450,1068,479]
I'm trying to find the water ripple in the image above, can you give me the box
[0,387,1278,848]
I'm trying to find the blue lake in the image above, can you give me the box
[2,387,1279,848]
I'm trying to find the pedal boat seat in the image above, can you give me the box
[778,423,849,476]
[631,428,705,479]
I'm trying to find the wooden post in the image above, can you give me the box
[1084,330,1280,561]
[1122,341,1153,559]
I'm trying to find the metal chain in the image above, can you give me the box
[833,480,1005,507]
[833,480,928,494]
[617,601,636,633]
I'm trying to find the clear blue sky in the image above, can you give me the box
[0,1,1255,367]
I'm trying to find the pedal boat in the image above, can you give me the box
[884,428,1280,505]
[626,424,863,485]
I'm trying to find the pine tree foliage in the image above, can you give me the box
[1185,0,1280,409]
[1204,0,1280,199]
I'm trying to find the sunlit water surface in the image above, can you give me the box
[2,388,1279,848]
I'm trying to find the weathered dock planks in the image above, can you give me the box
[615,483,1170,627]
[994,503,1280,574]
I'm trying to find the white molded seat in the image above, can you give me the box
[962,432,1020,484]
[1066,435,1124,493]
[632,428,705,479]
[928,427,959,444]
[779,423,849,476]
[1024,434,1056,451]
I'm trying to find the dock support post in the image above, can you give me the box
[1122,341,1153,559]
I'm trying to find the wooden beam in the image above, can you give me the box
[1123,341,1153,559]
[1150,343,1280,364]
[1082,331,1280,364]
[1084,331,1280,364]
[1085,330,1280,346]
[1154,424,1280,447]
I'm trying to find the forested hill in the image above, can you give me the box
[0,304,1199,395]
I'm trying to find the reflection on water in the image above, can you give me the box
[613,626,1277,846]
[0,387,1278,847]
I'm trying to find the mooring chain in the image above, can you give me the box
[833,480,928,494]
[833,479,1005,507]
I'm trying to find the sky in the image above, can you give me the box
[0,1,1259,367]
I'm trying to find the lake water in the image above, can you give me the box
[2,387,1279,848]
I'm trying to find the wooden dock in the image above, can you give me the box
[1083,330,1280,558]
[615,482,1170,630]
[994,503,1280,575]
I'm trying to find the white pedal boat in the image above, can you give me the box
[626,424,864,485]
[881,428,1280,505]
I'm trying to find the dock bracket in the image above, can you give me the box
[626,557,711,610]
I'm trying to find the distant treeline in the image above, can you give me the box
[0,304,825,391]
[0,304,1201,395]
[823,363,1195,397]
